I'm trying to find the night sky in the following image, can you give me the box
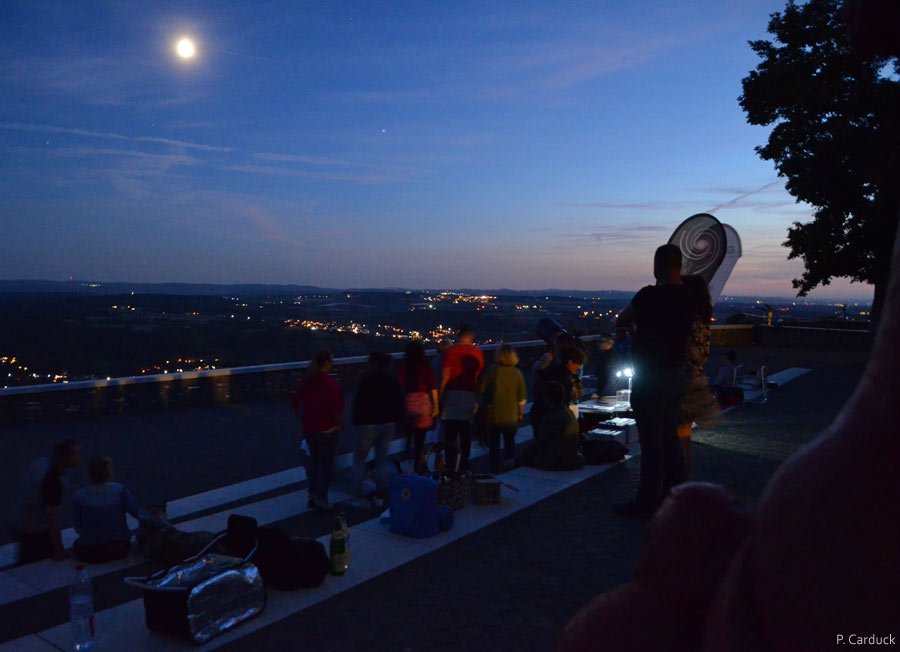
[0,1,872,299]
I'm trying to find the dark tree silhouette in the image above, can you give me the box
[740,0,900,320]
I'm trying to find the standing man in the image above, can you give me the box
[352,351,403,503]
[9,438,83,562]
[439,324,484,474]
[614,245,696,517]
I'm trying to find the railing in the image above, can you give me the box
[753,324,875,350]
[0,336,608,425]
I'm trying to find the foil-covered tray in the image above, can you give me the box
[125,532,266,644]
[187,562,265,644]
[146,554,244,590]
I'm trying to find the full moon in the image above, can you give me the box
[176,38,196,59]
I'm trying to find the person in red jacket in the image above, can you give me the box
[291,349,344,511]
[439,324,485,474]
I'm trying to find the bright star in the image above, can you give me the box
[176,38,196,59]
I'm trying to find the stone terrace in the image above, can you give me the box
[0,330,870,650]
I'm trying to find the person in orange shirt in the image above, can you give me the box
[439,325,484,474]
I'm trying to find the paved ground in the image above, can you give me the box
[215,358,866,652]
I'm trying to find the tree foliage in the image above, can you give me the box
[740,0,900,314]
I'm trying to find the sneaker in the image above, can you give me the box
[612,500,656,518]
[350,496,372,509]
[315,496,333,512]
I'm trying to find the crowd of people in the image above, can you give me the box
[8,246,724,563]
[292,324,539,511]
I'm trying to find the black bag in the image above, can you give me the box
[254,527,329,590]
[581,438,628,465]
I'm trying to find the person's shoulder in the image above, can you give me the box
[632,285,656,305]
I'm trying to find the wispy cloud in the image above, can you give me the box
[706,180,782,213]
[254,151,405,173]
[483,38,675,96]
[2,55,204,108]
[553,224,669,245]
[0,122,232,152]
[17,146,204,167]
[338,31,684,106]
[220,163,408,184]
[560,199,688,210]
[193,192,367,249]
[560,181,801,217]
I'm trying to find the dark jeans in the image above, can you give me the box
[443,419,473,474]
[488,426,518,472]
[73,539,131,564]
[630,367,687,507]
[305,430,340,500]
[14,529,54,564]
[405,426,430,472]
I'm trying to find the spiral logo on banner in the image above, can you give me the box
[667,213,728,285]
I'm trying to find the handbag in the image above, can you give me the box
[125,519,266,644]
[405,391,433,429]
[437,474,469,511]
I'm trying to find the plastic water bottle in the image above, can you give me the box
[69,564,95,651]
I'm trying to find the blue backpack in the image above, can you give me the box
[389,474,441,538]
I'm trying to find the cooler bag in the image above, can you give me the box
[125,528,266,644]
[389,474,439,538]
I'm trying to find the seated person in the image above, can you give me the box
[72,456,163,564]
[9,437,82,563]
[531,347,587,427]
[711,350,739,388]
[527,381,585,471]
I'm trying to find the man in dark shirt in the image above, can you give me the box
[531,346,587,429]
[614,244,696,516]
[10,438,82,562]
[352,351,404,501]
